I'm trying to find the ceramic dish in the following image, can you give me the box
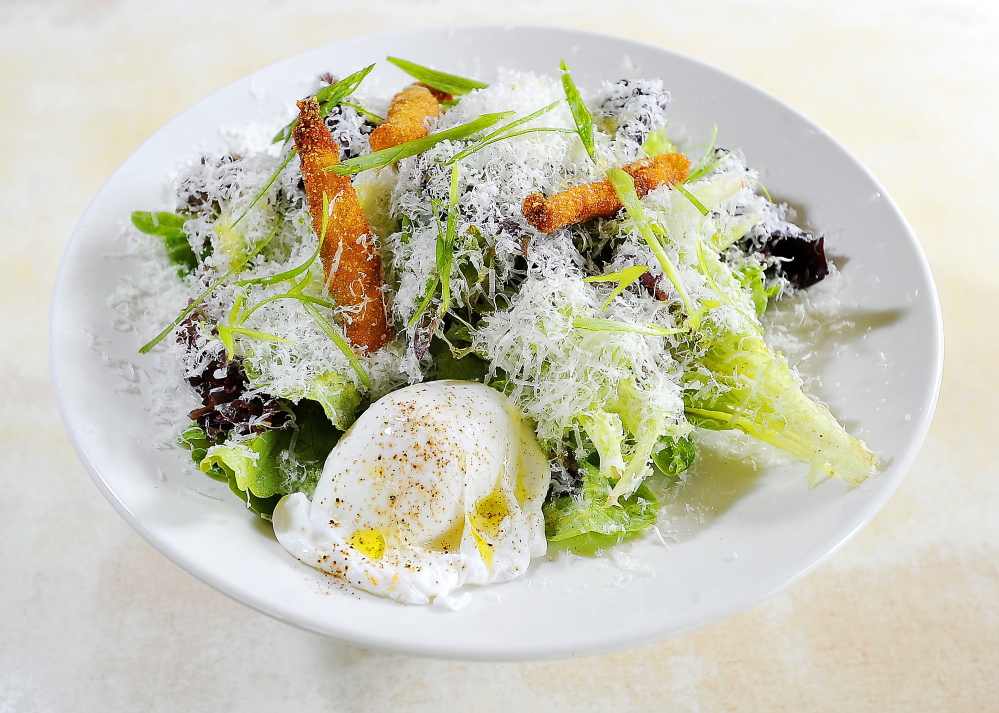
[50,25,943,661]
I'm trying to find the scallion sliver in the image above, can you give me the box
[386,57,488,96]
[138,222,281,354]
[560,60,595,161]
[326,112,513,176]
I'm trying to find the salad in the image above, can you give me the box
[121,57,877,606]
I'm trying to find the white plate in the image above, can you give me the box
[51,25,943,661]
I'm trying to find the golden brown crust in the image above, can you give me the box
[293,98,392,353]
[417,82,454,103]
[521,153,692,233]
[627,152,691,196]
[368,84,442,152]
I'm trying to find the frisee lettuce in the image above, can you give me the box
[680,233,877,483]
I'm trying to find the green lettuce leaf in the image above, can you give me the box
[543,462,659,545]
[299,371,362,431]
[200,425,296,499]
[683,247,877,484]
[641,129,676,156]
[131,211,198,275]
[432,349,487,382]
[290,398,343,472]
[652,435,696,479]
[182,398,343,519]
[736,263,780,317]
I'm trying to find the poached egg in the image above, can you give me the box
[272,380,551,605]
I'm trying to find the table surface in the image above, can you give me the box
[2,1,996,711]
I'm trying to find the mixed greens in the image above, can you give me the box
[129,57,876,547]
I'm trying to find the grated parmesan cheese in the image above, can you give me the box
[114,63,860,528]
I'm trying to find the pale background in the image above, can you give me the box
[2,0,996,711]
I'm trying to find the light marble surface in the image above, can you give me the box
[1,0,996,710]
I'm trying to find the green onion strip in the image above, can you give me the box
[340,101,384,124]
[303,302,371,389]
[684,125,719,180]
[272,64,376,144]
[407,163,461,327]
[386,57,488,96]
[139,220,282,354]
[445,100,566,164]
[328,112,512,176]
[674,182,710,217]
[606,168,699,326]
[559,60,595,161]
[573,317,686,337]
[583,265,649,311]
[230,149,296,230]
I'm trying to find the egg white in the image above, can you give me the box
[272,380,551,605]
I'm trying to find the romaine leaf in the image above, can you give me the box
[543,462,659,543]
[652,435,696,479]
[683,248,877,483]
[432,349,487,383]
[189,398,343,519]
[298,372,361,433]
[131,211,198,274]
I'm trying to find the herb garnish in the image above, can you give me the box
[445,101,572,164]
[572,318,685,337]
[407,163,461,327]
[606,168,698,326]
[560,60,595,161]
[386,57,488,96]
[583,265,649,311]
[674,182,710,216]
[327,112,513,176]
[139,219,281,354]
[272,64,376,144]
[229,149,297,230]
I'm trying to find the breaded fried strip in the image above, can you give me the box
[368,84,442,152]
[294,98,392,353]
[522,153,691,233]
[417,82,454,103]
